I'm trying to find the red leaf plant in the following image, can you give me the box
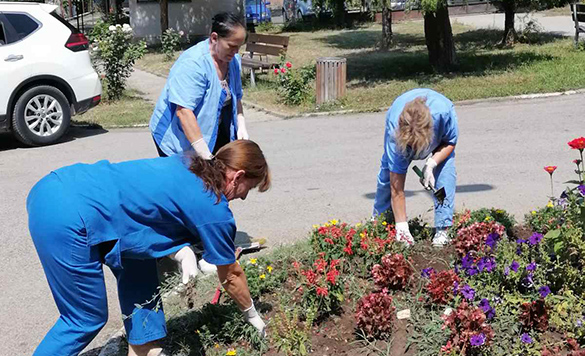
[441,301,495,355]
[453,221,506,257]
[371,253,413,290]
[519,299,549,332]
[355,288,395,339]
[426,269,460,305]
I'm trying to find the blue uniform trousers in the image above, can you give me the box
[29,173,166,356]
[373,152,457,228]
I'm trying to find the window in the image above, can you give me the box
[4,13,40,43]
[0,22,6,45]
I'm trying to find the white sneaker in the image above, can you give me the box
[198,259,218,275]
[432,228,450,247]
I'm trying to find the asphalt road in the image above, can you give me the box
[1,93,584,355]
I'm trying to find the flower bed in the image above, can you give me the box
[155,138,585,356]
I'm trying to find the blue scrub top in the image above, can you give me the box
[149,39,244,156]
[48,155,237,269]
[384,88,459,174]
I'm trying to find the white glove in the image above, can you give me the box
[242,300,266,337]
[191,138,213,160]
[236,114,249,140]
[395,222,414,246]
[422,157,437,190]
[169,246,198,284]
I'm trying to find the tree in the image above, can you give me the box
[160,0,169,34]
[421,0,456,71]
[372,0,393,49]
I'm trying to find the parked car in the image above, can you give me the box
[282,0,315,21]
[246,0,272,26]
[0,2,102,146]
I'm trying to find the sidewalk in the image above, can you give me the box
[127,68,281,123]
[452,13,574,37]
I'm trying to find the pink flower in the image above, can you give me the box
[273,68,279,75]
[280,67,287,74]
[285,61,292,68]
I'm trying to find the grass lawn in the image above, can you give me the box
[72,89,154,127]
[136,20,585,115]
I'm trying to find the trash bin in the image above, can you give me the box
[316,57,346,105]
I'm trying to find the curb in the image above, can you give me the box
[98,328,126,356]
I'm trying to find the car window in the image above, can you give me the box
[4,13,40,43]
[0,22,6,45]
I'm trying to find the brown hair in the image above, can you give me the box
[189,140,271,202]
[395,97,434,157]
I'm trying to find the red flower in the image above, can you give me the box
[343,245,353,255]
[316,287,329,296]
[326,268,339,284]
[544,166,557,174]
[280,67,287,74]
[285,61,292,68]
[273,68,279,75]
[568,137,585,150]
[324,238,334,245]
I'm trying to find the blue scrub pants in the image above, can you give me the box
[28,173,167,356]
[373,152,457,228]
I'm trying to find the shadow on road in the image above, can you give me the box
[362,183,495,200]
[0,126,108,152]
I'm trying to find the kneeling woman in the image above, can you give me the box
[28,140,269,356]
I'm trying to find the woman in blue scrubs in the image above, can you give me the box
[28,140,269,356]
[373,88,459,247]
[150,12,249,160]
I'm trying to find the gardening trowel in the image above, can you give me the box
[412,165,446,205]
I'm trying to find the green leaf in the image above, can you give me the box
[554,241,564,255]
[564,180,583,185]
[545,229,561,240]
[581,207,585,225]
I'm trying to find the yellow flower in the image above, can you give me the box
[324,223,331,227]
[547,201,554,208]
[531,210,537,215]
[360,232,365,238]
[267,266,273,273]
[356,223,362,227]
[260,274,266,279]
[195,329,200,334]
[214,344,220,349]
[484,216,492,222]
[226,349,237,356]
[249,258,257,265]
[313,224,319,229]
[330,219,338,225]
[382,221,387,226]
[496,209,504,214]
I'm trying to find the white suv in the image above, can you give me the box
[0,2,102,146]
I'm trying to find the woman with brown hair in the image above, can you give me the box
[27,140,269,356]
[373,88,459,247]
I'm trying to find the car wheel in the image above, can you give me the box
[11,85,71,146]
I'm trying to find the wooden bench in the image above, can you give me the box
[241,33,290,87]
[571,3,585,47]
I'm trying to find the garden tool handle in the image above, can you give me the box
[412,165,424,179]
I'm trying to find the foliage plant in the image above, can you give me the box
[91,23,146,100]
[242,257,286,299]
[273,61,315,106]
[355,289,396,339]
[271,305,316,356]
[371,253,413,290]
[161,28,184,61]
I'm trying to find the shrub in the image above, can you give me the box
[161,28,184,61]
[441,301,495,354]
[91,23,146,100]
[355,289,395,339]
[371,253,413,290]
[242,257,286,299]
[273,61,315,106]
[453,221,506,257]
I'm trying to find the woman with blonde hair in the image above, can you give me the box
[373,88,459,247]
[28,140,269,356]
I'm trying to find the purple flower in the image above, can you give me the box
[470,333,486,346]
[486,233,500,250]
[477,258,486,272]
[453,280,460,295]
[516,238,527,244]
[523,273,534,287]
[539,285,551,298]
[516,246,523,255]
[467,266,479,276]
[510,261,519,272]
[504,267,510,276]
[421,267,435,278]
[479,298,496,319]
[520,333,533,344]
[529,233,543,245]
[484,257,496,272]
[526,262,537,271]
[461,285,475,301]
[461,254,474,269]
[578,185,585,196]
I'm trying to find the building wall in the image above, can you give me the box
[129,0,244,43]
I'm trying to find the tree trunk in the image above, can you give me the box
[333,0,346,27]
[501,0,517,45]
[424,4,456,72]
[381,4,393,49]
[160,0,169,34]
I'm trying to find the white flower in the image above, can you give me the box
[443,307,453,316]
[179,30,184,36]
[108,25,116,31]
[122,23,132,32]
[116,24,121,28]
